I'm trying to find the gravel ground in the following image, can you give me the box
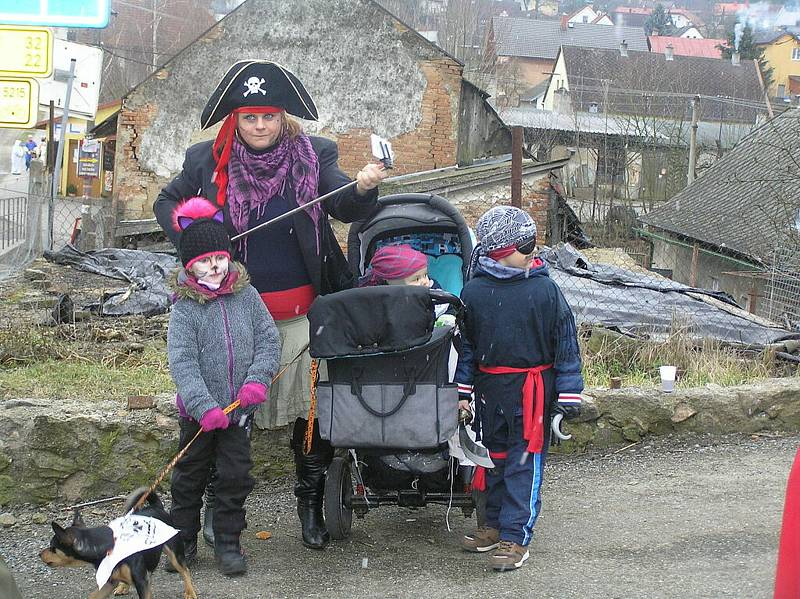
[1,432,796,599]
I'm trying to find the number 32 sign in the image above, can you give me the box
[0,26,52,78]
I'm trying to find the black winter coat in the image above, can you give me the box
[153,136,378,295]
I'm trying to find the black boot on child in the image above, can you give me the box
[214,533,247,577]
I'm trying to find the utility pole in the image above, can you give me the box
[511,126,522,208]
[687,95,700,185]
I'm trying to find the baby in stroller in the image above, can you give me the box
[358,243,468,412]
[307,193,484,539]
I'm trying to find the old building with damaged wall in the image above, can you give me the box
[113,0,510,221]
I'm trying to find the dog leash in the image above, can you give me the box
[303,359,319,455]
[128,343,310,514]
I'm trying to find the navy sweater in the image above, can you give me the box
[455,257,584,438]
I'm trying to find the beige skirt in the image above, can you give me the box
[253,314,326,430]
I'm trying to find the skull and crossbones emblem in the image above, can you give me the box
[243,77,267,97]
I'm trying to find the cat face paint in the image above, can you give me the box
[189,254,229,289]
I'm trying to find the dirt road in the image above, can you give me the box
[1,433,795,599]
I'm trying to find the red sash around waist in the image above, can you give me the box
[259,284,316,321]
[478,363,553,455]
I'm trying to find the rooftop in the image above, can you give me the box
[648,35,727,59]
[490,16,649,60]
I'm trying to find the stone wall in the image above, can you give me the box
[2,379,799,505]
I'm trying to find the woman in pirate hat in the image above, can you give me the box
[154,60,387,553]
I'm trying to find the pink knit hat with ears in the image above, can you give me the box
[172,197,232,267]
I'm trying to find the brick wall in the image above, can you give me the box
[114,104,161,220]
[331,59,462,176]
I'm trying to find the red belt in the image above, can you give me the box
[471,451,507,491]
[259,284,315,321]
[478,363,553,455]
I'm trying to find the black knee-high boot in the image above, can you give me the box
[203,467,217,548]
[291,418,333,550]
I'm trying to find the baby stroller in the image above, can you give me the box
[307,193,477,539]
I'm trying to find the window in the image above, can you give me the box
[582,15,589,22]
[778,84,786,98]
[589,102,599,113]
[793,47,800,60]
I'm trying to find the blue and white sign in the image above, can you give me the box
[0,0,111,28]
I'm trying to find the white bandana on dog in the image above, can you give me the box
[96,515,179,588]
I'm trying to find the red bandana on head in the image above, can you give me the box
[210,105,283,206]
[358,244,429,287]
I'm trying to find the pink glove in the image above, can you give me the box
[199,407,229,432]
[237,382,268,408]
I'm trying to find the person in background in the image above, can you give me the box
[10,140,24,175]
[23,136,37,171]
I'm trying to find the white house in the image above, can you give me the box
[667,9,697,29]
[567,5,598,24]
[678,26,704,39]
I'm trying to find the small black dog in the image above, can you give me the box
[40,487,197,599]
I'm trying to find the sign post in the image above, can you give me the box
[0,25,52,128]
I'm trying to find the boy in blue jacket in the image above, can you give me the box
[455,206,583,571]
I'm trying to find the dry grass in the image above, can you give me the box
[581,325,782,389]
[0,320,174,401]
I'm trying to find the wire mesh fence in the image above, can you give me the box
[1,156,797,348]
[0,161,113,281]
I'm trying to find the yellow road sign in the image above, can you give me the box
[0,26,52,78]
[0,78,39,128]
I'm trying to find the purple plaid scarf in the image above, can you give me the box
[226,132,321,253]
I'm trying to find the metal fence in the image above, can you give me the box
[0,161,112,281]
[0,196,26,252]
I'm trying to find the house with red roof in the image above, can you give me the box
[649,35,727,58]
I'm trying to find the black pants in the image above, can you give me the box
[171,417,254,538]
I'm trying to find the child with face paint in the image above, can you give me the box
[167,197,281,577]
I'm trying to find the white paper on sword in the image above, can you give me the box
[96,515,179,588]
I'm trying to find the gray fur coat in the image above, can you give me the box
[167,263,281,424]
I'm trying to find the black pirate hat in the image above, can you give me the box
[200,60,319,129]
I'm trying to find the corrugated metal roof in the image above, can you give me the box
[640,108,800,262]
[561,45,766,124]
[492,17,649,60]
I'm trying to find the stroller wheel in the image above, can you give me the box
[324,456,353,540]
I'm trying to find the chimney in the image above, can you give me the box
[561,14,569,30]
[732,51,741,66]
[665,43,674,61]
[620,39,628,57]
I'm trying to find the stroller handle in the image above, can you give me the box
[428,288,464,318]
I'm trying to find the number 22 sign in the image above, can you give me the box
[0,26,52,78]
